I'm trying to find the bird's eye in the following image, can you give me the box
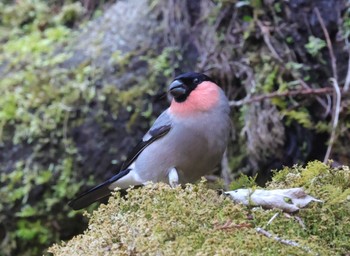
[193,78,199,84]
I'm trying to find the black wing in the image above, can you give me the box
[121,124,171,170]
[68,111,172,210]
[68,169,131,210]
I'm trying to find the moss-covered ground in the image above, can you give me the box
[49,161,350,255]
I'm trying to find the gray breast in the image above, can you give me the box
[134,93,230,184]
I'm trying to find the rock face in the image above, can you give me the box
[0,0,164,179]
[63,0,165,181]
[0,1,171,255]
[67,0,160,84]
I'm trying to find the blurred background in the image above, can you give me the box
[0,0,349,255]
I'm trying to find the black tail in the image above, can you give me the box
[68,169,131,210]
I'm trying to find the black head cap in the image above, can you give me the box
[168,72,214,103]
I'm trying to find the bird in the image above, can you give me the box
[68,72,231,210]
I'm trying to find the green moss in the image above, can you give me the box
[0,1,185,254]
[0,156,84,255]
[229,173,257,190]
[56,2,85,27]
[268,161,350,253]
[49,162,350,255]
[0,1,106,255]
[282,108,314,129]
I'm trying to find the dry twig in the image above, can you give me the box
[214,220,252,231]
[314,8,342,162]
[257,20,283,63]
[314,8,338,81]
[266,212,279,226]
[298,79,330,114]
[344,37,350,92]
[229,87,334,107]
[294,216,307,230]
[343,48,350,92]
[324,79,341,163]
[256,227,312,252]
[283,213,307,230]
[255,211,312,252]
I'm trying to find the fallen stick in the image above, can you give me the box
[225,187,322,213]
[255,227,313,253]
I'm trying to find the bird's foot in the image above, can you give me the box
[168,167,179,188]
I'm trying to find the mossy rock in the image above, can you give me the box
[0,1,169,254]
[48,161,350,255]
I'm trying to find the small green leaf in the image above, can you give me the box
[305,36,326,56]
[16,206,37,217]
[35,170,52,185]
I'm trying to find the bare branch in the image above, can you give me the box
[256,227,312,253]
[257,20,283,63]
[314,8,341,162]
[298,79,329,112]
[229,87,334,107]
[315,7,338,81]
[343,49,350,92]
[324,79,341,163]
[266,212,279,227]
[344,38,350,92]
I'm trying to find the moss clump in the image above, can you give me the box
[0,1,111,255]
[49,161,350,255]
[268,161,350,252]
[56,2,85,27]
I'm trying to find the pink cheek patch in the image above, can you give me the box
[169,81,220,116]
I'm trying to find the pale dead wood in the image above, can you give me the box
[324,79,341,163]
[314,7,342,163]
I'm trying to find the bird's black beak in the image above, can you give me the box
[169,80,187,98]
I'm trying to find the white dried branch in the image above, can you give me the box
[256,227,312,253]
[343,45,350,92]
[225,188,322,213]
[323,78,341,163]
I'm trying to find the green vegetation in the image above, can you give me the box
[305,36,326,57]
[0,1,87,255]
[49,161,350,255]
[0,1,182,254]
[204,0,350,175]
[0,1,109,255]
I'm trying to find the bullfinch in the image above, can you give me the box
[69,72,231,210]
